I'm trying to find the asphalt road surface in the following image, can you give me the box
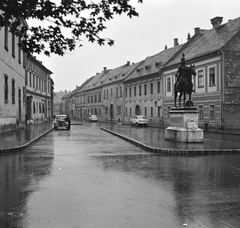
[1,123,240,228]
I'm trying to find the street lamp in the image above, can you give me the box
[154,100,161,108]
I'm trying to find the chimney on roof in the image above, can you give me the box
[194,27,200,34]
[211,16,223,28]
[187,33,191,41]
[165,45,168,50]
[103,67,107,72]
[174,38,179,47]
[127,61,130,66]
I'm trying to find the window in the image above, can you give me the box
[139,85,142,96]
[94,94,97,103]
[144,107,147,116]
[129,87,132,97]
[150,83,153,94]
[98,94,101,102]
[209,67,216,86]
[125,108,127,116]
[88,96,90,103]
[23,87,25,104]
[120,87,122,97]
[18,36,21,63]
[130,107,132,116]
[116,87,118,98]
[151,107,153,117]
[29,73,32,87]
[4,74,8,103]
[4,25,8,50]
[167,78,171,92]
[117,106,121,114]
[39,103,41,113]
[107,89,108,99]
[111,88,113,97]
[210,105,215,120]
[12,31,15,57]
[33,102,36,113]
[36,76,38,89]
[134,86,136,96]
[199,105,203,120]
[157,81,160,93]
[157,106,160,117]
[39,78,41,91]
[33,75,35,88]
[144,84,147,95]
[91,95,93,103]
[198,70,204,88]
[104,90,105,99]
[42,103,45,113]
[12,79,15,104]
[125,88,127,98]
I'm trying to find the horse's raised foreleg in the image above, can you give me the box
[174,91,177,107]
[179,92,182,107]
[183,92,186,108]
[188,92,193,107]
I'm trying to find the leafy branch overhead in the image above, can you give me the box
[0,0,142,56]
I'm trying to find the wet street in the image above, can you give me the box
[1,123,240,228]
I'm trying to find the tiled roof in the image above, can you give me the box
[94,63,128,87]
[165,16,240,67]
[81,72,105,91]
[102,61,144,85]
[124,45,182,82]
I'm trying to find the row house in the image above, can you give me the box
[163,16,240,129]
[65,15,240,129]
[74,77,94,120]
[0,18,27,133]
[75,74,104,121]
[123,45,182,126]
[100,62,140,123]
[0,17,54,133]
[25,53,53,124]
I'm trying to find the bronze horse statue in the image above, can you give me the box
[174,64,196,107]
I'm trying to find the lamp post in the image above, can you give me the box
[154,100,163,125]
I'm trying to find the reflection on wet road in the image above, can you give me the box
[0,123,240,228]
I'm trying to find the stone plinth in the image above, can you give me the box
[165,107,204,143]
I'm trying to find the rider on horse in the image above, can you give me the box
[175,53,187,84]
[174,53,196,107]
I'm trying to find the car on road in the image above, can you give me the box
[130,115,148,127]
[88,115,98,122]
[54,114,71,130]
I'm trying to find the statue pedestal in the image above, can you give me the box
[165,107,204,143]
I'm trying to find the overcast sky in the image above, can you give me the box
[36,0,240,92]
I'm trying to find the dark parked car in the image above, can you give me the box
[54,114,71,130]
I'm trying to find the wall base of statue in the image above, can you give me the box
[165,107,204,143]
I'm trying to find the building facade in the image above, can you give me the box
[0,19,27,133]
[25,54,53,124]
[65,16,240,130]
[163,16,240,129]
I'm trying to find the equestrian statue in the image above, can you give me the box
[174,53,196,108]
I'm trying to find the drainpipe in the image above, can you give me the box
[219,49,225,129]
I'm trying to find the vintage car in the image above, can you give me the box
[54,114,71,130]
[88,115,98,122]
[130,115,148,127]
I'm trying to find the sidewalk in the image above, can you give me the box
[0,123,53,153]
